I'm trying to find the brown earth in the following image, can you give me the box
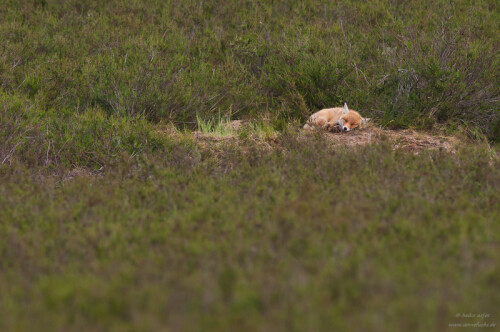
[319,125,459,153]
[157,121,460,154]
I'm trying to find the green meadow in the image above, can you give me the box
[1,0,499,331]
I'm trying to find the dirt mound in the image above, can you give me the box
[320,126,458,153]
[157,122,460,153]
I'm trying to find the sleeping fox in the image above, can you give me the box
[303,103,370,132]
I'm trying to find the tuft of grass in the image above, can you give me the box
[196,111,236,137]
[240,121,279,140]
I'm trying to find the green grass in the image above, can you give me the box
[240,121,279,140]
[0,0,498,136]
[1,137,500,331]
[1,0,500,331]
[196,112,236,137]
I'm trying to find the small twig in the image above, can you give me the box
[46,140,51,165]
[1,141,22,165]
[10,58,22,71]
[150,48,155,63]
[161,28,169,40]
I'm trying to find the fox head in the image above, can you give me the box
[339,103,370,132]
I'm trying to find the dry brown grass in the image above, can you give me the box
[319,126,459,153]
[159,121,461,154]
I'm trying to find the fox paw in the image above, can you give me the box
[326,123,342,133]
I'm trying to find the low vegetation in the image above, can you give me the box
[1,0,499,331]
[1,133,500,331]
[1,0,499,137]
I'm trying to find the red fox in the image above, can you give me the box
[303,103,370,132]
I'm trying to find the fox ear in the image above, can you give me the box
[343,103,349,115]
[361,117,371,126]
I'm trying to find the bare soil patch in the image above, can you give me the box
[320,126,459,153]
[157,121,460,153]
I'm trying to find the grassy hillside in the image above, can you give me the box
[1,1,500,331]
[1,0,499,136]
[2,135,500,331]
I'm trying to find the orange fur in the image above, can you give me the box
[303,103,370,132]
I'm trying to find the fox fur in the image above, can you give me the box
[303,103,370,132]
